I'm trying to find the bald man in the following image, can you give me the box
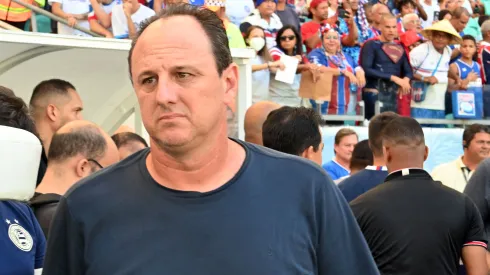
[30,120,119,238]
[371,3,390,35]
[114,125,136,135]
[244,101,281,145]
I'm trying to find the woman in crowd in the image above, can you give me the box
[269,25,314,106]
[245,25,285,103]
[308,25,365,120]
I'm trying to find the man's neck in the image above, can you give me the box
[276,1,286,11]
[372,156,386,167]
[35,168,76,195]
[462,153,480,171]
[334,156,350,170]
[379,35,392,43]
[261,13,271,23]
[460,56,473,65]
[387,163,424,173]
[147,123,246,193]
[37,125,53,154]
[131,2,140,14]
[312,17,323,24]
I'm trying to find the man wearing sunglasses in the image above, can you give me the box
[30,120,119,238]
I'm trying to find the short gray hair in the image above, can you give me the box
[482,20,490,37]
[402,13,418,28]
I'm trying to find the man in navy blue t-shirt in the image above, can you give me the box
[42,5,379,275]
[0,91,46,275]
[339,112,399,202]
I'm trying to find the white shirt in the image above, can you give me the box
[410,41,451,110]
[49,0,91,36]
[251,55,270,103]
[242,9,283,49]
[225,0,254,26]
[111,3,155,38]
[431,156,474,192]
[420,0,439,29]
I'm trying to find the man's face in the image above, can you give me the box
[381,18,397,41]
[57,89,83,130]
[334,134,358,162]
[258,0,276,17]
[374,4,390,24]
[404,16,420,31]
[451,14,469,32]
[130,16,238,150]
[431,31,451,50]
[467,132,490,160]
[312,2,329,20]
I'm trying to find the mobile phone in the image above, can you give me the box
[338,8,350,18]
[433,11,440,20]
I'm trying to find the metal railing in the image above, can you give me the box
[8,0,102,37]
[309,100,366,123]
[375,101,490,126]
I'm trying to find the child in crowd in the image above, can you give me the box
[450,34,481,90]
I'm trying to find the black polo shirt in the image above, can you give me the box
[351,168,487,275]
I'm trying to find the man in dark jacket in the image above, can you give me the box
[30,120,119,238]
[351,117,488,275]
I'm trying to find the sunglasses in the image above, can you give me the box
[280,35,296,41]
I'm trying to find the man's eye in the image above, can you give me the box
[142,77,156,85]
[176,72,191,79]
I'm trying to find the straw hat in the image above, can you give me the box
[421,19,462,45]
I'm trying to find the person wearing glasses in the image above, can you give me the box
[269,25,316,106]
[30,120,119,238]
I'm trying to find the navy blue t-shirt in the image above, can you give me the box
[338,166,388,202]
[42,139,379,275]
[0,201,46,275]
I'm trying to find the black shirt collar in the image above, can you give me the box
[385,168,432,182]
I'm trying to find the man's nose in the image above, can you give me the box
[155,80,178,105]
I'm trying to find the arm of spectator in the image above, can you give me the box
[360,41,393,80]
[461,197,489,275]
[89,0,111,28]
[73,12,89,20]
[341,14,358,47]
[414,0,427,20]
[50,2,73,21]
[41,197,85,275]
[301,24,322,51]
[317,175,380,274]
[122,2,137,39]
[154,0,163,13]
[89,19,114,38]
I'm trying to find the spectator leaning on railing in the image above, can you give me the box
[111,0,155,39]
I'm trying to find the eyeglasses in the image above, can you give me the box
[280,35,296,41]
[88,158,104,169]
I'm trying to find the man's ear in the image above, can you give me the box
[221,64,239,111]
[424,145,429,162]
[75,159,91,178]
[46,104,59,123]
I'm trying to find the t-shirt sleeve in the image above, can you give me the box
[48,0,62,5]
[301,23,317,43]
[269,47,283,61]
[29,208,46,269]
[42,197,85,275]
[315,172,379,274]
[463,196,488,249]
